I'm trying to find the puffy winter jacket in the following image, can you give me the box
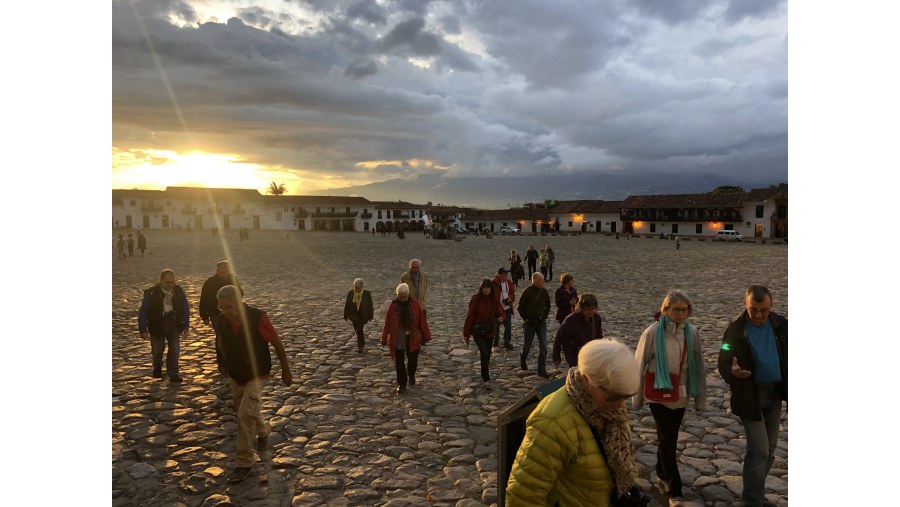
[506,388,616,507]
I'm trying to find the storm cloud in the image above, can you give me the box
[112,0,787,190]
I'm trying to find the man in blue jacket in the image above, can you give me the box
[717,285,787,507]
[139,269,190,382]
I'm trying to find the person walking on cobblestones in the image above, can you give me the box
[554,273,578,325]
[381,283,432,394]
[116,234,126,259]
[139,269,190,381]
[400,258,429,319]
[509,249,524,286]
[199,261,242,325]
[506,339,645,507]
[552,293,602,369]
[137,230,147,256]
[463,279,504,382]
[525,246,538,277]
[633,290,706,506]
[492,267,516,349]
[545,243,555,280]
[213,285,293,483]
[718,285,787,507]
[343,278,374,354]
[517,272,551,378]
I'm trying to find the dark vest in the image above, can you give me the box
[213,305,272,385]
[144,284,187,336]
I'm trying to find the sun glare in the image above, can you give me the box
[112,148,299,192]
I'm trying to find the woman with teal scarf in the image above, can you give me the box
[633,290,707,507]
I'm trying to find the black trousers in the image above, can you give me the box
[650,403,686,497]
[528,260,537,276]
[351,317,366,348]
[473,334,492,381]
[394,335,419,387]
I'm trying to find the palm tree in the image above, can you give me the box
[268,181,287,195]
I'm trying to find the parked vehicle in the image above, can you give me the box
[714,230,744,241]
[450,224,468,234]
[500,226,520,234]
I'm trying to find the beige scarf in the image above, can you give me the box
[565,367,636,498]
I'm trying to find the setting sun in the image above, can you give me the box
[112,148,303,192]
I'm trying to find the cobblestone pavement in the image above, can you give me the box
[112,230,788,507]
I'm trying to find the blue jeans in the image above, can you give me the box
[494,308,513,345]
[521,320,548,375]
[151,330,180,377]
[740,386,783,506]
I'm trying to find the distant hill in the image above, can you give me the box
[308,172,783,208]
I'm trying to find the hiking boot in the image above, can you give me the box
[227,466,253,483]
[520,359,528,370]
[396,385,407,394]
[152,369,162,378]
[256,434,269,450]
[409,376,416,385]
[357,346,364,354]
[538,372,550,379]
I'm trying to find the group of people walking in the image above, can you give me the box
[506,284,787,507]
[137,260,291,483]
[115,230,147,258]
[133,249,787,504]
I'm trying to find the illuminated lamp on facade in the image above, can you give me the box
[710,222,721,229]
[573,214,584,222]
[633,221,644,228]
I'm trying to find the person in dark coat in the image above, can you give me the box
[509,250,524,287]
[555,273,578,325]
[343,278,375,353]
[717,285,787,507]
[525,246,539,277]
[127,234,135,257]
[138,269,190,381]
[199,261,243,325]
[463,279,505,383]
[552,293,603,368]
[517,272,552,378]
[137,230,147,256]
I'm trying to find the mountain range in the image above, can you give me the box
[307,172,785,208]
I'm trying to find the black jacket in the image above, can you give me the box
[717,310,788,420]
[213,305,271,385]
[517,285,551,323]
[139,284,189,336]
[343,289,374,323]
[199,275,242,322]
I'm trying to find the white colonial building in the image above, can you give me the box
[549,200,626,234]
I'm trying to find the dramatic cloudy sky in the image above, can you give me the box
[111,0,787,194]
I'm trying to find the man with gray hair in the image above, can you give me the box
[718,285,787,507]
[400,258,429,319]
[213,285,292,483]
[139,269,190,382]
[517,272,552,378]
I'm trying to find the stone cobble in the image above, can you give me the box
[112,230,788,506]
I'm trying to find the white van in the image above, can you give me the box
[714,230,744,241]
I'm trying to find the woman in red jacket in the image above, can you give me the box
[381,283,431,394]
[463,279,504,383]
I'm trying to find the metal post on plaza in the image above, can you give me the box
[496,377,565,507]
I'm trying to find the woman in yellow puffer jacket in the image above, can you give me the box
[506,339,643,507]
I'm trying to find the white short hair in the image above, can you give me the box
[531,272,544,283]
[578,339,640,395]
[216,285,242,302]
[409,258,422,268]
[396,283,410,295]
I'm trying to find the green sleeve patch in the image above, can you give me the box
[721,343,730,351]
